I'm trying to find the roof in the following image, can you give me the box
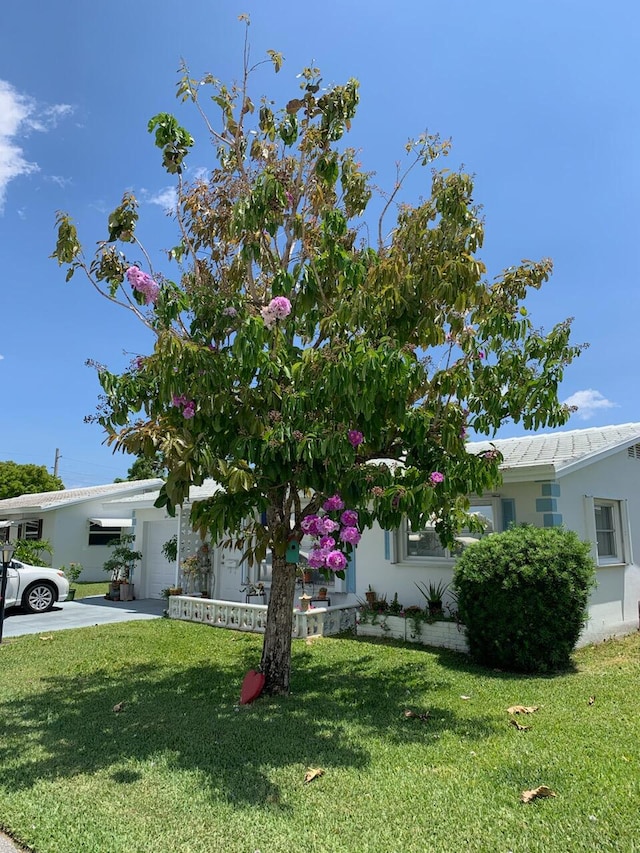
[110,479,222,507]
[0,479,164,514]
[467,423,640,480]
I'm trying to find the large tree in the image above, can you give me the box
[53,34,583,693]
[114,452,167,483]
[0,461,64,500]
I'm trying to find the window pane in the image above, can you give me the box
[596,530,616,557]
[406,523,447,558]
[18,519,43,540]
[466,505,494,539]
[594,502,618,560]
[88,524,122,546]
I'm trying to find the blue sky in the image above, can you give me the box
[1,1,638,487]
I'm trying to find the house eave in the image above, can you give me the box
[499,464,559,483]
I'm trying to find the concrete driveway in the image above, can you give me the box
[1,595,166,638]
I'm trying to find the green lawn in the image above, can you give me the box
[70,581,109,598]
[0,621,639,852]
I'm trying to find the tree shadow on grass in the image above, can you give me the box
[0,632,501,807]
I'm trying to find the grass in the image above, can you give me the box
[70,581,109,598]
[0,623,639,853]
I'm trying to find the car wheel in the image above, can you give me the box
[22,583,56,613]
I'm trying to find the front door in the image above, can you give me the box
[216,546,245,602]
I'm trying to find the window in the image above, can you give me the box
[594,500,623,564]
[17,519,43,540]
[403,503,496,561]
[88,524,122,546]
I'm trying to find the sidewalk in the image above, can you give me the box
[0,831,25,852]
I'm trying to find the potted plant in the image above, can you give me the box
[62,562,83,601]
[180,554,200,594]
[415,579,449,617]
[365,585,376,606]
[103,534,142,601]
[317,586,328,600]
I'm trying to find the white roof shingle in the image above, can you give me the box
[467,423,640,478]
[0,479,164,513]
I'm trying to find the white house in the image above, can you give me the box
[4,423,640,646]
[0,479,163,580]
[356,423,640,646]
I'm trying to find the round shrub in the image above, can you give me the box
[453,525,595,672]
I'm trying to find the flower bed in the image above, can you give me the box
[356,610,468,653]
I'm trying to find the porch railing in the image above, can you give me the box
[168,595,358,638]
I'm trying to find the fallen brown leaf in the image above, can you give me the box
[507,705,539,715]
[510,718,531,731]
[403,709,430,721]
[304,767,324,784]
[112,702,125,713]
[39,635,54,641]
[521,785,556,804]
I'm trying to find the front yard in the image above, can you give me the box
[0,620,638,852]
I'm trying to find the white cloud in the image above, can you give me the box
[562,389,618,420]
[141,186,178,212]
[46,175,73,189]
[0,80,73,212]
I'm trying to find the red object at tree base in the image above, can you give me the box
[240,669,266,704]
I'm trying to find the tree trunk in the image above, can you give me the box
[260,553,297,694]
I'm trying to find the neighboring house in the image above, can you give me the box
[0,479,164,580]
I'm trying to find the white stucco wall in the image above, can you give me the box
[555,449,640,642]
[17,498,134,581]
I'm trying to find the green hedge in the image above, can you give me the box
[453,525,596,672]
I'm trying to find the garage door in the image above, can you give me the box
[142,519,179,599]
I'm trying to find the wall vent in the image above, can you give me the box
[627,444,640,459]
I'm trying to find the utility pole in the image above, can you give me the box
[53,448,61,478]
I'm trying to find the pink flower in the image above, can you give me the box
[301,515,321,536]
[261,306,277,328]
[339,526,361,545]
[269,296,291,319]
[429,471,444,485]
[307,548,327,568]
[126,266,160,305]
[477,351,485,359]
[340,509,358,527]
[319,517,339,534]
[326,550,347,571]
[348,430,364,448]
[323,494,344,512]
[319,536,336,549]
[172,394,195,418]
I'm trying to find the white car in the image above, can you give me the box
[3,559,70,613]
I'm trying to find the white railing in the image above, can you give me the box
[168,596,358,639]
